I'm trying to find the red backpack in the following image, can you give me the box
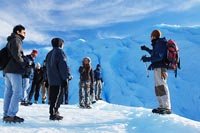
[165,39,181,77]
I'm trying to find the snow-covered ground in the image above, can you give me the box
[0,99,200,133]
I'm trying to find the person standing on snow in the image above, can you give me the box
[3,25,28,123]
[141,30,171,114]
[41,60,48,104]
[94,64,103,100]
[28,63,43,104]
[61,70,72,105]
[21,50,38,106]
[46,38,70,120]
[79,57,94,109]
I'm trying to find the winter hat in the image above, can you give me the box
[51,38,64,48]
[35,62,41,69]
[83,57,91,64]
[31,50,38,55]
[151,30,161,39]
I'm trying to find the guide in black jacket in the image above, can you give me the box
[141,30,171,115]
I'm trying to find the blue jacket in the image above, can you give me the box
[94,68,103,82]
[46,47,69,86]
[146,37,168,70]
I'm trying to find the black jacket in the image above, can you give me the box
[94,68,103,82]
[46,47,69,86]
[146,38,168,70]
[32,68,43,84]
[23,55,35,78]
[4,33,27,74]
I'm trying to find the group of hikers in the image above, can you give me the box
[1,24,179,123]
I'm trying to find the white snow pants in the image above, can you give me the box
[154,68,171,109]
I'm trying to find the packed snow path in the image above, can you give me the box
[0,100,199,133]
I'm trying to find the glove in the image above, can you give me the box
[28,61,33,66]
[141,55,151,62]
[141,45,149,51]
[68,75,73,81]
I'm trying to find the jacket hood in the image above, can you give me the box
[51,38,64,48]
[7,33,22,42]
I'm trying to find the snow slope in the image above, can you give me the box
[0,99,199,133]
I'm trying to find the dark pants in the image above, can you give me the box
[49,85,62,116]
[28,82,41,102]
[62,81,69,104]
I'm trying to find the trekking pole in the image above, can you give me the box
[144,62,149,78]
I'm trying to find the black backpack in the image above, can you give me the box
[0,46,11,70]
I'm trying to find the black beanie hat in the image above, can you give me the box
[51,38,64,48]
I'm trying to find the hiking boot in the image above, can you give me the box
[20,101,25,105]
[3,116,24,123]
[85,105,92,109]
[92,101,96,104]
[98,97,103,100]
[95,96,98,101]
[49,115,63,121]
[3,116,8,121]
[159,108,172,115]
[27,101,33,105]
[42,100,46,104]
[3,116,15,123]
[42,97,46,104]
[79,104,85,109]
[152,108,162,114]
[14,116,24,123]
[21,101,30,106]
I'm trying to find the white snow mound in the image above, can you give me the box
[0,99,199,133]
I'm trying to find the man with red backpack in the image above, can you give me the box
[141,30,172,114]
